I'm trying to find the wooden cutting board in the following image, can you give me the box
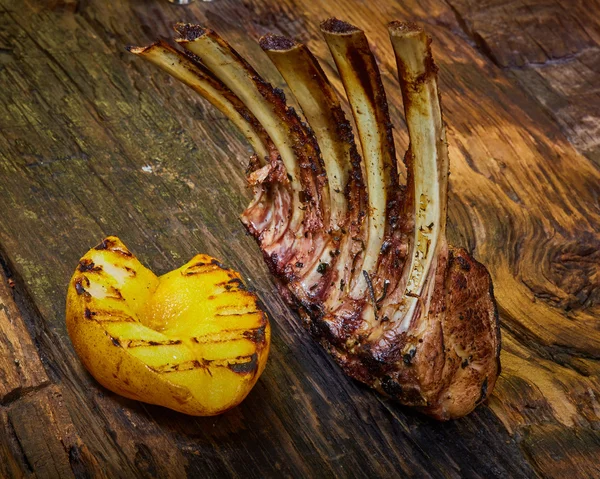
[0,0,599,477]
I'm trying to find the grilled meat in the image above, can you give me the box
[129,18,501,420]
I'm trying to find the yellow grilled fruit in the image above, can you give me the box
[66,236,270,415]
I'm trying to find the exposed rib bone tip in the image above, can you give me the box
[127,40,171,55]
[320,18,361,34]
[126,44,149,54]
[174,23,207,42]
[388,21,424,36]
[259,34,299,52]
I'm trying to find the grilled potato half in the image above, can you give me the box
[66,236,270,416]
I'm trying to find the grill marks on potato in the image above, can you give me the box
[191,325,266,344]
[183,263,222,276]
[94,237,133,257]
[182,258,232,277]
[78,259,102,273]
[215,304,257,316]
[85,308,136,323]
[148,353,258,375]
[68,237,270,415]
[122,338,183,348]
[74,240,268,382]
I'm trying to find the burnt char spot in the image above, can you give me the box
[184,262,223,276]
[243,326,266,344]
[74,279,87,296]
[109,287,124,301]
[259,33,297,51]
[84,308,92,319]
[380,240,392,254]
[211,259,226,269]
[333,105,357,145]
[175,23,207,42]
[181,48,205,69]
[111,336,122,348]
[402,347,417,366]
[447,249,455,264]
[124,266,137,277]
[94,238,132,256]
[272,87,286,103]
[381,376,403,398]
[78,259,101,273]
[227,278,246,290]
[146,340,182,346]
[456,255,471,272]
[192,360,204,369]
[94,239,109,250]
[228,354,258,374]
[215,311,254,318]
[321,18,360,34]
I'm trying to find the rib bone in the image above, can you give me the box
[388,22,449,329]
[259,34,366,309]
[260,34,353,230]
[128,41,271,163]
[175,24,326,235]
[321,19,399,296]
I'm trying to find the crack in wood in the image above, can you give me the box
[0,381,52,407]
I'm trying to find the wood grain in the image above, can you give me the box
[448,0,600,165]
[0,0,598,477]
[0,259,48,403]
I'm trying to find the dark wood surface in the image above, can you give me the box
[0,0,599,477]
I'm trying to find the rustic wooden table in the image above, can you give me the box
[0,0,599,477]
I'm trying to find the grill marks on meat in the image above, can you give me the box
[130,18,501,420]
